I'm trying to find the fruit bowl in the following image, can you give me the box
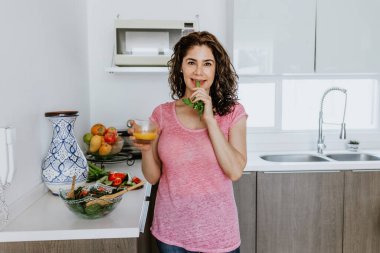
[59,183,122,219]
[84,124,124,159]
[86,137,124,160]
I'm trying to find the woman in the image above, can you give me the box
[131,31,247,253]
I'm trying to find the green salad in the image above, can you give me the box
[60,184,122,219]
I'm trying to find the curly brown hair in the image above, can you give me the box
[168,31,239,116]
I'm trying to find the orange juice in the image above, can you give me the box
[133,132,157,144]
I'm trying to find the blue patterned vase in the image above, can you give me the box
[42,111,88,195]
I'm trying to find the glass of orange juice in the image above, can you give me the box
[127,119,158,144]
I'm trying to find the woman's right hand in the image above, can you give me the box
[127,121,157,152]
[128,120,161,185]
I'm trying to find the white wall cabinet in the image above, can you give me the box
[233,0,316,74]
[316,0,380,73]
[234,0,380,74]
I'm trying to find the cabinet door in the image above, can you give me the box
[0,239,138,253]
[343,171,380,253]
[138,184,160,253]
[233,172,256,253]
[317,0,380,73]
[257,172,344,253]
[233,0,316,74]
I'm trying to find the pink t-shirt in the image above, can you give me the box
[150,101,247,253]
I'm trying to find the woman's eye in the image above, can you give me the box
[204,62,212,67]
[187,61,195,65]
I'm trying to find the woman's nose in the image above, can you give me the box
[194,65,203,75]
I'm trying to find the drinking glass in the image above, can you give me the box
[127,119,158,144]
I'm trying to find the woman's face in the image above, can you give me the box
[181,45,216,95]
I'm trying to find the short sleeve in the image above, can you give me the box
[229,103,248,127]
[150,104,163,129]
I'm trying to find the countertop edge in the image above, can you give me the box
[0,228,140,242]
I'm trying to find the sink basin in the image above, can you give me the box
[260,154,329,162]
[326,153,380,161]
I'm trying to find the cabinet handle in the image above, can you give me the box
[351,169,380,173]
[139,200,150,233]
[263,170,340,174]
[242,172,252,175]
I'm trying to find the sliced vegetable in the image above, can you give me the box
[112,177,123,187]
[96,175,108,184]
[132,176,142,184]
[108,172,127,181]
[103,180,113,186]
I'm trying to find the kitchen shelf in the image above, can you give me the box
[105,67,169,73]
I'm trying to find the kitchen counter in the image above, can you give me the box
[245,149,380,171]
[2,149,380,243]
[0,161,150,242]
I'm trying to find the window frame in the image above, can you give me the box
[238,74,380,135]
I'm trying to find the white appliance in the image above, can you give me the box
[114,19,197,67]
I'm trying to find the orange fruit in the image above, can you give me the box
[91,123,106,136]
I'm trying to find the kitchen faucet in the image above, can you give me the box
[317,87,347,154]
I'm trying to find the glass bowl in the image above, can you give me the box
[59,183,122,219]
[86,137,124,160]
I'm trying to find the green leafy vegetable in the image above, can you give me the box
[182,80,205,119]
[87,162,108,182]
[85,204,103,216]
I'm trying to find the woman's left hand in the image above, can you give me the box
[190,87,214,123]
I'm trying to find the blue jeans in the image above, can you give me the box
[156,240,240,253]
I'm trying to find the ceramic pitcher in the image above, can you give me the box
[41,111,87,195]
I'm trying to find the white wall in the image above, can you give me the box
[87,0,228,129]
[0,0,90,204]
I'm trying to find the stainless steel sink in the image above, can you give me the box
[260,154,329,162]
[326,153,380,161]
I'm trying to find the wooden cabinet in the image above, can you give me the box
[233,172,256,253]
[256,171,344,253]
[138,184,160,253]
[343,171,380,253]
[0,239,138,253]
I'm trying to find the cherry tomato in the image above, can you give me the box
[109,172,126,181]
[112,177,123,187]
[132,176,141,184]
[114,172,126,181]
[79,190,88,198]
[108,173,117,181]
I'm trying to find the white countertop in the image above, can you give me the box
[2,149,380,242]
[245,149,380,172]
[0,161,150,242]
